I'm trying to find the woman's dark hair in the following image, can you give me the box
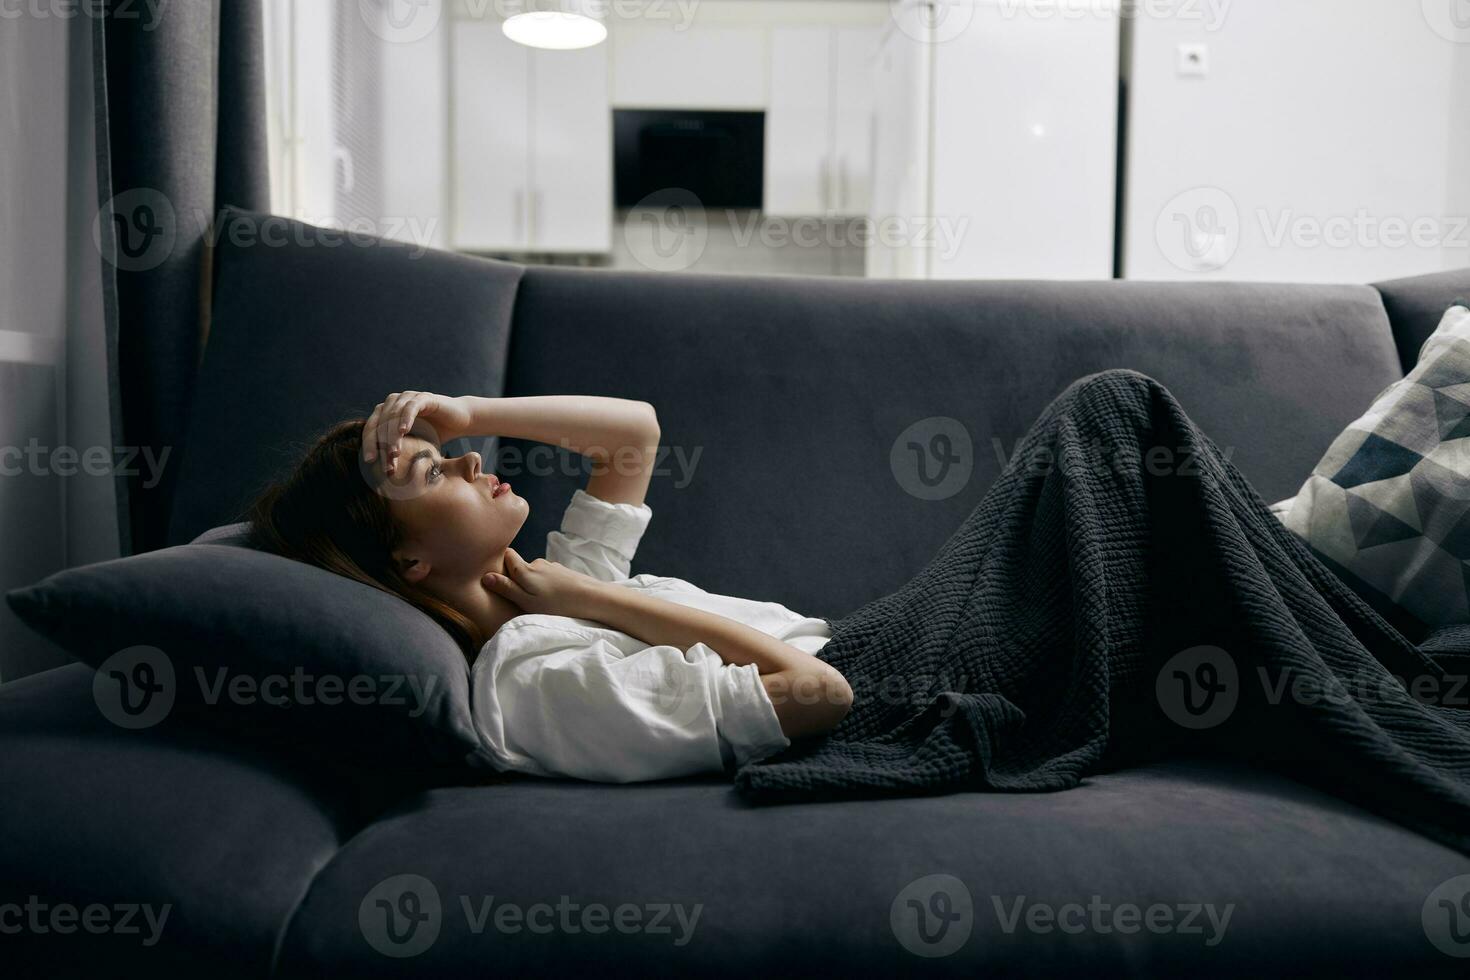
[244,418,486,662]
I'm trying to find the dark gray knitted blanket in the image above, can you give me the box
[734,369,1470,856]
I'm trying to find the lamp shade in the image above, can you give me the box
[501,0,607,50]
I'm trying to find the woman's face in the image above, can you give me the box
[372,434,529,590]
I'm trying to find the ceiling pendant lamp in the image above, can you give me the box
[502,0,608,50]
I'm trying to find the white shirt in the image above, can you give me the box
[469,488,833,783]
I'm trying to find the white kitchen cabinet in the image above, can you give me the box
[830,27,875,215]
[451,20,610,253]
[763,28,830,217]
[764,25,878,217]
[528,46,612,252]
[452,22,529,250]
[611,26,768,110]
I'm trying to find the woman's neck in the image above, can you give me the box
[473,590,525,642]
[441,574,524,645]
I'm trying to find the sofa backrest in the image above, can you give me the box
[165,210,524,548]
[174,212,1468,619]
[1373,268,1470,371]
[502,268,1409,618]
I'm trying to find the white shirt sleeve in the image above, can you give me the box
[545,488,653,583]
[472,624,791,783]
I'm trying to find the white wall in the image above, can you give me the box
[1125,0,1470,283]
[381,0,449,250]
[1451,31,1470,235]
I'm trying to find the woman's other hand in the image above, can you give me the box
[362,391,475,473]
[482,548,606,618]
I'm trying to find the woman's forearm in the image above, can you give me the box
[459,394,659,504]
[458,395,657,460]
[584,584,853,739]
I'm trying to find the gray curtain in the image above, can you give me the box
[92,0,270,555]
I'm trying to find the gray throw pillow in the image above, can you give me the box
[1276,304,1470,626]
[5,523,481,768]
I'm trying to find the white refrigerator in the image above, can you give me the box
[867,0,1121,280]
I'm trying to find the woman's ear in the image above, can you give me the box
[394,550,431,584]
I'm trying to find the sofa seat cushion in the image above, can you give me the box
[0,664,383,978]
[276,759,1465,977]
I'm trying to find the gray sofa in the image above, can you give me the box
[4,209,1470,977]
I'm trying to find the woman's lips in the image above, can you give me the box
[492,481,511,499]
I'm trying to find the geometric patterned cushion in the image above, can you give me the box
[1267,495,1297,520]
[1279,304,1470,626]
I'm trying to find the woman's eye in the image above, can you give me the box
[428,464,442,481]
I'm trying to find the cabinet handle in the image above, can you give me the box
[513,190,524,244]
[819,154,831,213]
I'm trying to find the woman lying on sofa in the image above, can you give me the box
[245,324,1470,857]
[246,391,852,782]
